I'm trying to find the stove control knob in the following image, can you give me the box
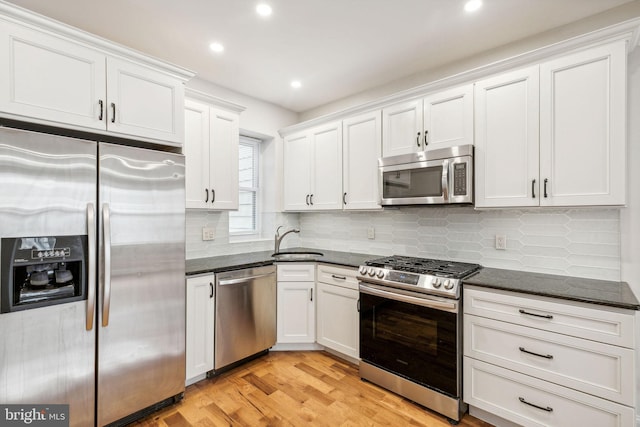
[359,266,368,275]
[368,268,376,277]
[432,278,442,288]
[376,270,385,279]
[444,279,454,290]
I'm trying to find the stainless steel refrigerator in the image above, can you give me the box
[0,126,186,426]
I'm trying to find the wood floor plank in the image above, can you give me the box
[134,351,493,427]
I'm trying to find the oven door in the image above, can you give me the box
[359,283,460,397]
[379,159,448,206]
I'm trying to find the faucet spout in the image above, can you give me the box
[274,226,300,253]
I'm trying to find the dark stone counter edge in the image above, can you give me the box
[464,281,640,311]
[186,248,373,276]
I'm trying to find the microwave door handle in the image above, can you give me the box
[442,159,449,202]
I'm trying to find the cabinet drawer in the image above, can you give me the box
[464,286,635,348]
[464,315,634,405]
[277,264,315,282]
[317,264,358,290]
[464,357,635,427]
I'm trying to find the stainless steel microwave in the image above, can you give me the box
[379,145,473,206]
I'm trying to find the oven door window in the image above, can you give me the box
[360,292,458,397]
[382,165,443,199]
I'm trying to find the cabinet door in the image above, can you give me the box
[423,84,474,150]
[316,282,359,358]
[475,67,540,208]
[209,107,239,210]
[343,111,382,210]
[276,282,315,343]
[186,275,215,383]
[106,57,184,145]
[382,99,423,156]
[184,100,210,209]
[0,20,106,130]
[283,132,311,211]
[310,122,342,210]
[539,41,626,206]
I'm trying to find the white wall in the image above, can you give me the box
[184,78,300,259]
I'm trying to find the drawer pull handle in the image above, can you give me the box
[519,309,553,320]
[519,397,553,412]
[519,346,553,359]
[331,274,347,280]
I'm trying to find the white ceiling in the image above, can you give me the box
[5,0,636,113]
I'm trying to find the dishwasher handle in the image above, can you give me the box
[218,272,275,286]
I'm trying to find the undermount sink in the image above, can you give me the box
[271,251,324,261]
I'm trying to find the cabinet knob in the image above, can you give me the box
[343,192,347,205]
[543,178,549,198]
[531,179,536,199]
[98,100,104,121]
[110,102,116,123]
[424,130,428,146]
[205,188,209,203]
[416,131,421,147]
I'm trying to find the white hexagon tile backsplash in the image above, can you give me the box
[297,207,621,281]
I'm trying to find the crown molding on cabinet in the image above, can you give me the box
[185,88,246,114]
[0,0,195,81]
[279,17,640,138]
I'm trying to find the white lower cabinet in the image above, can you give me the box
[463,286,636,427]
[276,264,316,344]
[465,358,634,427]
[185,274,215,384]
[316,265,359,359]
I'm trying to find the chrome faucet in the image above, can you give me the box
[274,226,299,253]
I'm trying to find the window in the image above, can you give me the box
[229,136,260,235]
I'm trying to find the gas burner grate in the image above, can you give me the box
[365,255,480,278]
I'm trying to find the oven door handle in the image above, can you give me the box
[359,283,457,312]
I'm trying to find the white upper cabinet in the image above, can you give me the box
[105,58,184,144]
[342,110,382,210]
[184,95,242,210]
[539,41,626,207]
[475,66,540,208]
[382,99,423,156]
[0,9,192,146]
[382,84,474,157]
[475,40,627,208]
[423,84,474,150]
[283,121,342,211]
[0,20,107,131]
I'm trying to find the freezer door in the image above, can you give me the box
[0,127,97,427]
[97,143,185,425]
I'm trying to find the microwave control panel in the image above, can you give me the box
[453,163,467,196]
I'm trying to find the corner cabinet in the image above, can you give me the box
[0,12,192,146]
[475,39,627,208]
[382,84,473,157]
[463,286,636,427]
[184,92,244,210]
[276,264,316,344]
[283,121,343,211]
[185,274,215,385]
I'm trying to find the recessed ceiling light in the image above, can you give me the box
[209,42,224,53]
[291,80,302,89]
[256,3,272,17]
[464,0,482,12]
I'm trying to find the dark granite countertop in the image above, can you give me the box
[186,247,379,276]
[463,267,640,310]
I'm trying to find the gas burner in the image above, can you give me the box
[358,255,481,299]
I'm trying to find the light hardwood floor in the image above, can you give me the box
[134,351,493,426]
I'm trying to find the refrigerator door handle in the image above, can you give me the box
[86,203,96,331]
[102,203,112,327]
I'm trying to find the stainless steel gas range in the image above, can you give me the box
[357,255,481,423]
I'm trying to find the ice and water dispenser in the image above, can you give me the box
[1,235,87,313]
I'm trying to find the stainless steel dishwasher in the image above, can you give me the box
[214,265,277,371]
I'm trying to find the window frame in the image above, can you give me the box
[229,135,260,237]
